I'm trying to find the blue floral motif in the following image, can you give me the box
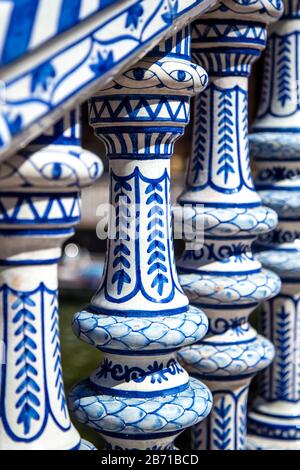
[4,113,22,135]
[161,0,178,24]
[0,0,211,153]
[97,358,184,384]
[90,51,114,76]
[125,4,144,29]
[182,242,254,265]
[31,63,56,93]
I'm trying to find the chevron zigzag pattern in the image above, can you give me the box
[193,23,266,42]
[0,194,80,223]
[90,96,190,123]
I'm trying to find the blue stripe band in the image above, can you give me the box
[91,382,189,398]
[87,304,189,318]
[0,258,60,266]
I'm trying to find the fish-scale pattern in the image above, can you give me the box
[69,377,212,435]
[72,305,208,351]
[177,205,278,237]
[178,335,275,377]
[180,269,281,304]
[258,251,300,275]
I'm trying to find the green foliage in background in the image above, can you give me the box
[60,297,104,449]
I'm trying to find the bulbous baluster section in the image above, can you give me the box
[176,0,283,450]
[68,27,213,451]
[247,0,300,450]
[0,108,103,450]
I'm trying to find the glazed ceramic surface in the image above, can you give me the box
[247,0,300,450]
[0,0,217,161]
[68,26,214,450]
[0,108,103,449]
[176,0,283,450]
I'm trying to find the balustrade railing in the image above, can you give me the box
[0,0,292,452]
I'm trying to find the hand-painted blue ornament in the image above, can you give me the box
[247,0,300,450]
[69,27,213,451]
[176,0,283,450]
[0,108,103,449]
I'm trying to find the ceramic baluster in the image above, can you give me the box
[176,0,283,450]
[0,108,103,450]
[68,27,213,451]
[247,0,300,450]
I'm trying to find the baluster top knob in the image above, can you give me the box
[205,0,284,23]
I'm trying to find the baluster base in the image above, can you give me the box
[248,399,300,450]
[69,376,212,451]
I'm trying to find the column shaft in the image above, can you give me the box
[176,0,283,450]
[69,27,213,451]
[248,0,300,449]
[0,108,102,449]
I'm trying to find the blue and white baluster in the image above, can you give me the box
[68,27,213,451]
[247,0,300,450]
[176,0,283,450]
[0,108,103,450]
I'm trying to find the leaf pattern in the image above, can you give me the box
[277,36,292,107]
[146,181,168,295]
[50,292,67,417]
[275,305,291,398]
[216,90,235,184]
[12,292,40,435]
[238,402,247,449]
[213,397,232,449]
[190,91,207,184]
[112,176,132,295]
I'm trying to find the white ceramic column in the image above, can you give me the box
[176,0,283,450]
[0,109,103,449]
[69,27,213,451]
[247,0,300,449]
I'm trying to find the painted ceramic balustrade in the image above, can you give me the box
[175,0,284,450]
[68,27,213,451]
[247,0,300,450]
[0,108,103,450]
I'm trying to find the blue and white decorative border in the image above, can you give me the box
[0,0,216,159]
[0,0,121,66]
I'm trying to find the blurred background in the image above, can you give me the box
[59,59,263,448]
